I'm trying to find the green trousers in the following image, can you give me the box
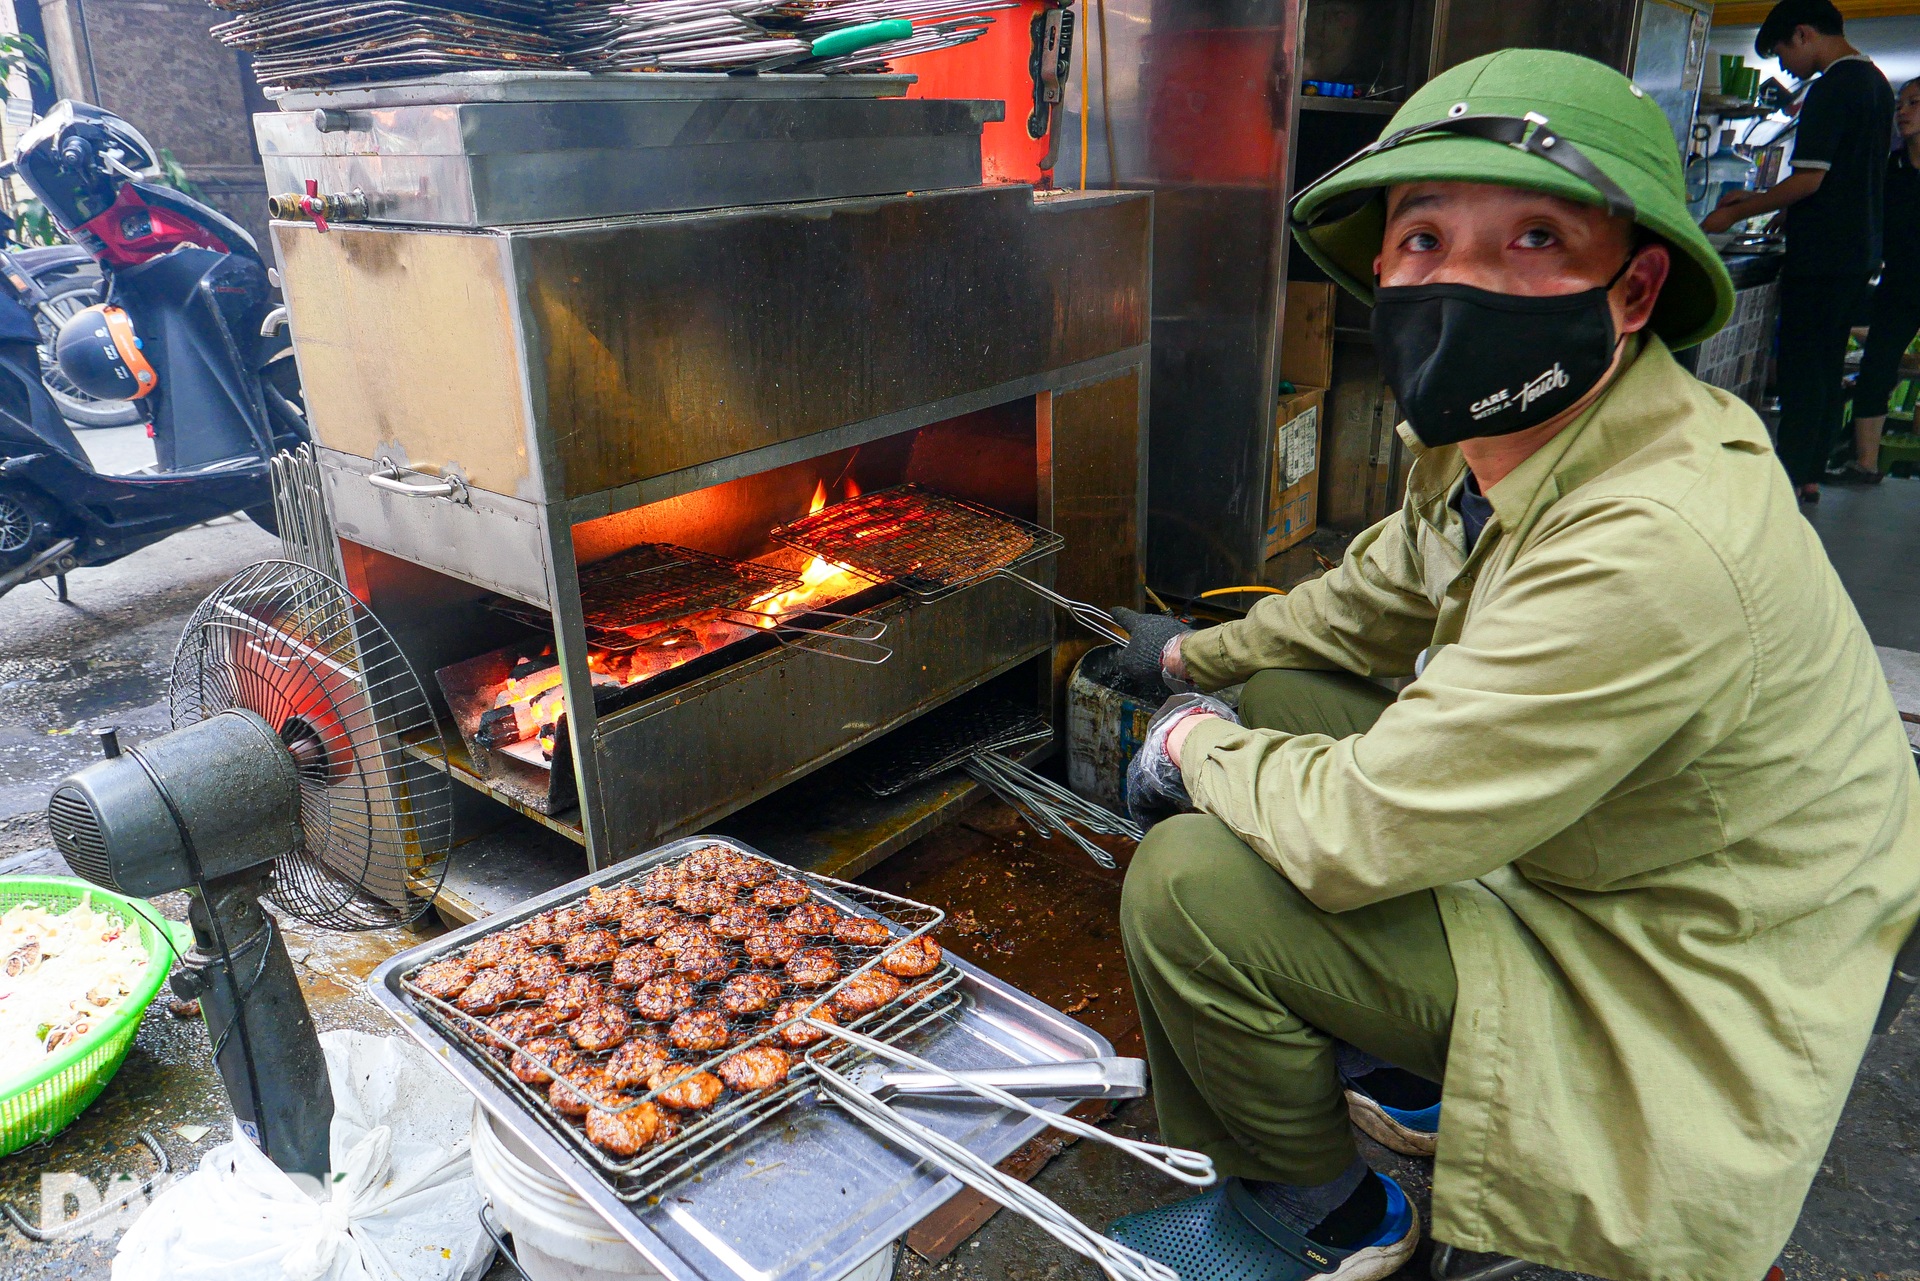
[1119,669,1459,1185]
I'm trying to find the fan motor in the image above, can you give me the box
[47,709,305,898]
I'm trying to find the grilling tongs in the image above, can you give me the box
[814,1023,1212,1281]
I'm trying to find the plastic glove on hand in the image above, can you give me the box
[1125,693,1239,827]
[1111,608,1194,694]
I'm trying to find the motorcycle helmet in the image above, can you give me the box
[55,304,157,401]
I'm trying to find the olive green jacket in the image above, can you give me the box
[1175,337,1920,1281]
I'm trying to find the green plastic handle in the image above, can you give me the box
[808,19,912,58]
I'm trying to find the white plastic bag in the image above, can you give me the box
[113,1030,494,1281]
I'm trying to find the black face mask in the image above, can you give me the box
[1371,260,1631,448]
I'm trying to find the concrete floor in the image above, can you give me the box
[0,480,1916,1279]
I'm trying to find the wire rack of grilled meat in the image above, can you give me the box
[481,543,803,653]
[771,484,1063,601]
[398,841,959,1202]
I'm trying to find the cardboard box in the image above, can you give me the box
[1266,385,1324,559]
[1280,282,1337,390]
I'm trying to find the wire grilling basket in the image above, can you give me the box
[398,842,956,1201]
[772,485,1130,644]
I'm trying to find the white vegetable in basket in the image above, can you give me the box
[0,895,148,1072]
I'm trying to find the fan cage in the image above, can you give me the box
[167,560,454,931]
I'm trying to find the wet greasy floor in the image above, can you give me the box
[0,487,1917,1279]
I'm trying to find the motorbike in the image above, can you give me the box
[0,233,137,430]
[0,100,307,599]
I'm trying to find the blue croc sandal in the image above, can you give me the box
[1106,1173,1419,1281]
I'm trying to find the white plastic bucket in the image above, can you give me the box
[471,1104,897,1281]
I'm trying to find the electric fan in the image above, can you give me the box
[43,560,454,1178]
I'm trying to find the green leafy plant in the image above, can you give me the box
[12,196,61,246]
[153,148,203,200]
[0,32,51,100]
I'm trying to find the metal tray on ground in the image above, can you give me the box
[368,834,1114,1281]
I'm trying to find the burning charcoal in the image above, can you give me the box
[753,878,810,910]
[783,903,842,937]
[667,1007,731,1052]
[709,903,768,941]
[830,970,903,1020]
[476,704,528,749]
[833,916,893,948]
[544,973,604,1021]
[605,1035,671,1087]
[632,975,697,1022]
[563,929,621,967]
[719,971,780,1016]
[611,944,669,989]
[881,936,942,978]
[774,998,835,1047]
[716,1046,792,1094]
[743,926,802,967]
[569,1002,632,1053]
[413,956,475,1001]
[586,1097,662,1156]
[784,948,840,988]
[647,1065,723,1111]
[510,654,559,682]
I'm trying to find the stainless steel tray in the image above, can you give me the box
[369,834,1114,1281]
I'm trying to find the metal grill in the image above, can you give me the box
[771,484,1061,601]
[579,544,803,632]
[397,840,960,1202]
[856,695,1052,797]
[483,544,803,650]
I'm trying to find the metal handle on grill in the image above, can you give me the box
[369,457,469,504]
[716,607,893,665]
[873,1056,1147,1099]
[990,571,1131,645]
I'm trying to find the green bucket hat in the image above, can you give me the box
[1290,48,1735,351]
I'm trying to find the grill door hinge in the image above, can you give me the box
[1029,5,1076,144]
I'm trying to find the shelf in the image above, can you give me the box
[414,819,591,925]
[403,729,587,846]
[1299,96,1400,116]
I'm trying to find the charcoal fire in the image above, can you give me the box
[447,479,876,775]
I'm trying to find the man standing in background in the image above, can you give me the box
[1704,0,1893,503]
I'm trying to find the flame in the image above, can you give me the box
[486,476,876,760]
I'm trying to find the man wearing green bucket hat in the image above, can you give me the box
[1104,48,1920,1281]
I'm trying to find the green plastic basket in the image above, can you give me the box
[0,876,193,1158]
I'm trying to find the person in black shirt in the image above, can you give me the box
[1831,76,1920,483]
[1704,0,1895,503]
